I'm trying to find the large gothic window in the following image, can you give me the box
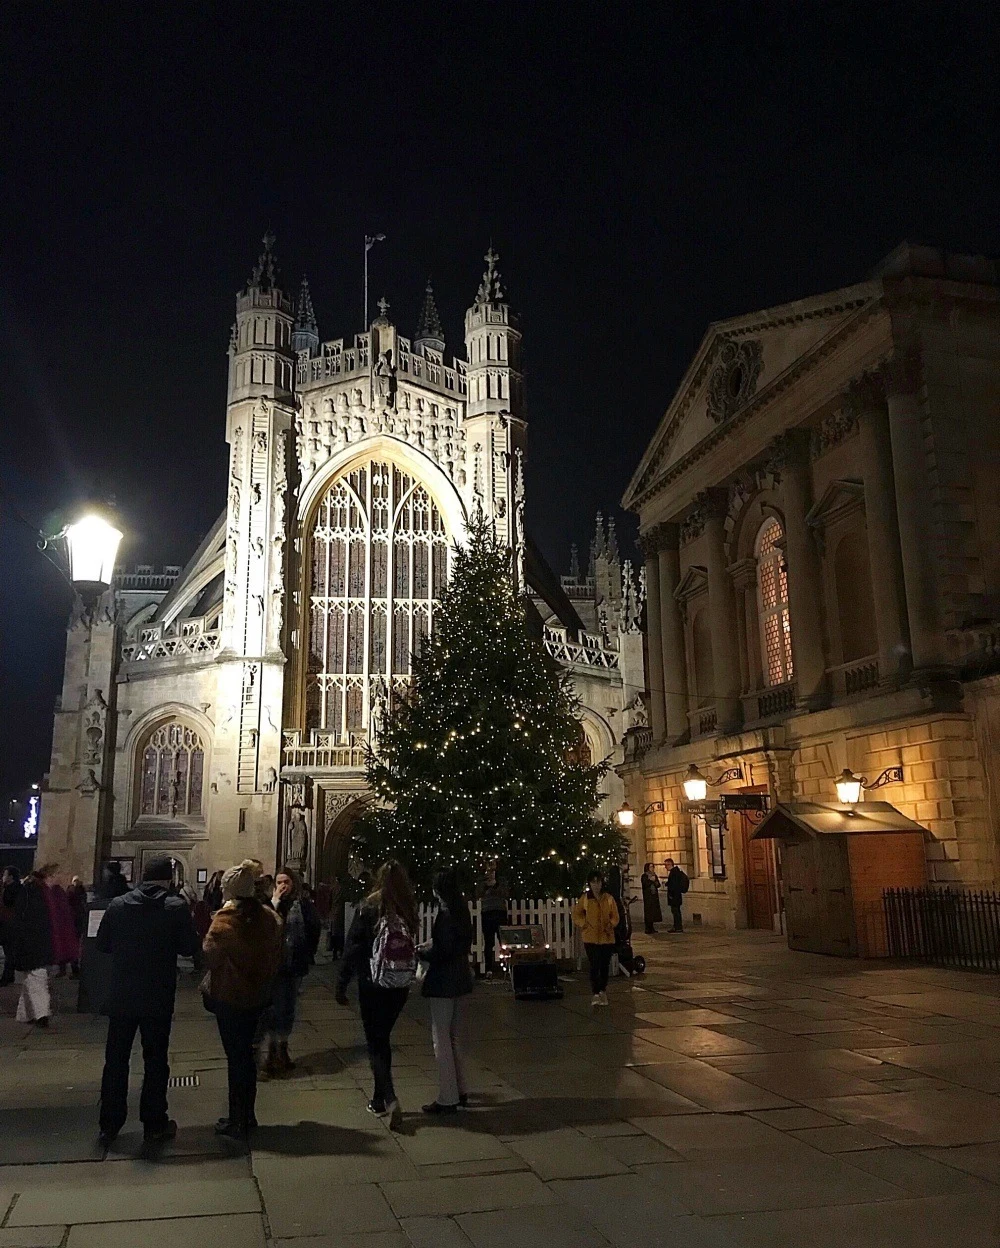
[756,518,794,687]
[138,721,206,819]
[306,459,450,739]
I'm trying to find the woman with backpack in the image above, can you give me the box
[573,870,620,1007]
[335,859,418,1127]
[419,867,474,1114]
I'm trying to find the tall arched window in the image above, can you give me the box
[138,721,205,818]
[306,459,450,739]
[756,518,794,687]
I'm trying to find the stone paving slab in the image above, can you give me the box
[8,1174,260,1226]
[381,1171,554,1218]
[257,1177,399,1239]
[65,1213,267,1247]
[0,1230,67,1248]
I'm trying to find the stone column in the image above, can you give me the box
[656,523,689,743]
[849,376,911,683]
[883,349,951,674]
[773,431,828,709]
[701,491,741,732]
[729,558,758,693]
[639,532,667,743]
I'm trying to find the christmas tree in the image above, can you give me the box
[357,508,625,896]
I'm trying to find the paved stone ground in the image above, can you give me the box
[2,928,1000,1246]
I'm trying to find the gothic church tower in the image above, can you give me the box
[212,233,295,865]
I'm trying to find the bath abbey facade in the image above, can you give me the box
[38,238,645,886]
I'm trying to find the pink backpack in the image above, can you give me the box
[370,913,417,989]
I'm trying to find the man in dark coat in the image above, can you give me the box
[14,868,55,1025]
[95,856,199,1146]
[0,867,23,987]
[663,858,690,933]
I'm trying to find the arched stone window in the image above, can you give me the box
[834,529,878,663]
[756,518,794,687]
[306,459,450,738]
[138,721,206,818]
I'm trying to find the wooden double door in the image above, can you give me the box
[732,791,779,930]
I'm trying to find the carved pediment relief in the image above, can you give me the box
[805,478,865,530]
[707,339,763,425]
[674,564,709,603]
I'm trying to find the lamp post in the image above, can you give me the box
[835,766,904,806]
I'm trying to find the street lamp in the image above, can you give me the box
[835,766,904,805]
[615,799,665,828]
[682,763,743,802]
[64,507,123,598]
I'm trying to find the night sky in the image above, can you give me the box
[2,3,998,803]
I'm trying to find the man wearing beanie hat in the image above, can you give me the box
[94,856,199,1147]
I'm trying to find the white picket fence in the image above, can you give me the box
[344,897,582,975]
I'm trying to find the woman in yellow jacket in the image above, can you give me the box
[572,872,620,1006]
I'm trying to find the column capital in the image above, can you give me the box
[842,371,887,418]
[728,556,758,591]
[879,344,923,397]
[681,488,729,544]
[763,428,810,482]
[638,521,679,559]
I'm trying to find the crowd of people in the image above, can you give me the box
[0,850,688,1146]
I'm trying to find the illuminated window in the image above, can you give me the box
[306,460,450,739]
[139,722,205,818]
[756,519,793,687]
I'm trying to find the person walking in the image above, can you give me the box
[13,866,56,1025]
[100,861,130,899]
[479,866,508,977]
[258,868,321,1076]
[641,863,662,935]
[94,856,200,1147]
[335,859,418,1127]
[67,876,88,951]
[204,870,224,914]
[420,868,474,1113]
[573,871,620,1006]
[201,863,283,1140]
[0,867,23,987]
[664,858,690,932]
[47,873,80,978]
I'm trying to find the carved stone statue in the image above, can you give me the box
[285,806,309,873]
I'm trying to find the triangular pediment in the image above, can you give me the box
[674,564,708,602]
[624,280,880,511]
[805,478,865,529]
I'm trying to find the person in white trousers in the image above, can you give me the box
[418,868,474,1113]
[13,866,56,1027]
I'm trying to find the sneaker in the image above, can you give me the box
[458,1093,469,1108]
[595,992,609,1006]
[33,1017,50,1029]
[143,1119,177,1143]
[591,993,602,1006]
[421,1101,458,1114]
[98,1127,119,1148]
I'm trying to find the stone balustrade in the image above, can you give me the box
[120,616,221,666]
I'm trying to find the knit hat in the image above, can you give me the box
[221,863,257,901]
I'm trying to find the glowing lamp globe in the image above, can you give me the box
[65,510,123,594]
[836,768,864,805]
[616,802,635,828]
[682,765,708,803]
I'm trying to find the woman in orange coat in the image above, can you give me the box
[572,871,620,1007]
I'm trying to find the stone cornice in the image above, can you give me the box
[626,296,884,513]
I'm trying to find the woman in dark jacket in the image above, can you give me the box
[14,867,55,1026]
[419,867,473,1114]
[641,863,662,934]
[335,859,418,1127]
[258,867,321,1076]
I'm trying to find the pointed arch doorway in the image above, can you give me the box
[317,791,368,885]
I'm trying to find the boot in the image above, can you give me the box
[277,1041,296,1073]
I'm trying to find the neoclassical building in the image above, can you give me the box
[38,239,644,886]
[621,244,1000,929]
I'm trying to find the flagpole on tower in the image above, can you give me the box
[364,233,385,328]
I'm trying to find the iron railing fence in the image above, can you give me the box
[884,886,1000,973]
